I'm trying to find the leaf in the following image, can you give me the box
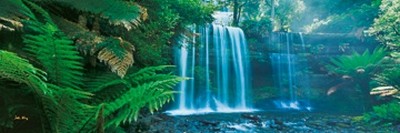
[22,9,84,89]
[0,50,49,95]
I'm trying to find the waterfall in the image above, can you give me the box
[167,24,255,115]
[270,32,312,111]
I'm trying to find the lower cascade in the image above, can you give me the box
[167,24,255,115]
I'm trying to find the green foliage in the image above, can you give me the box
[368,0,400,48]
[0,50,185,132]
[85,65,187,130]
[374,67,400,90]
[38,0,143,30]
[272,0,305,32]
[42,84,95,133]
[0,0,196,132]
[364,101,400,123]
[303,0,380,33]
[129,0,213,66]
[241,18,272,41]
[22,7,84,89]
[0,0,144,77]
[238,0,304,32]
[0,50,48,94]
[326,47,387,77]
[50,15,136,78]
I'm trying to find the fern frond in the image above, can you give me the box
[87,65,186,130]
[326,47,387,76]
[0,0,31,19]
[22,12,84,89]
[103,80,180,128]
[0,50,49,95]
[46,0,145,30]
[51,15,136,78]
[41,84,97,133]
[374,67,400,89]
[127,65,175,79]
[76,35,135,78]
[97,38,135,78]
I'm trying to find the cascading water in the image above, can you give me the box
[167,24,255,115]
[270,32,312,111]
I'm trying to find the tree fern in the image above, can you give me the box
[326,47,387,76]
[22,3,84,89]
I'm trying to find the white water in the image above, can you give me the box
[178,44,189,110]
[167,24,254,115]
[270,32,312,111]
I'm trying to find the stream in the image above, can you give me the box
[128,111,398,133]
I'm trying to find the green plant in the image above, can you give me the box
[0,1,191,132]
[325,47,387,109]
[374,67,400,91]
[0,49,185,132]
[364,101,400,123]
[368,0,400,48]
[90,65,187,129]
[326,47,387,77]
[0,50,48,93]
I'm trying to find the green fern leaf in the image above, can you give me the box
[46,0,144,30]
[0,50,49,94]
[22,14,84,89]
[87,65,186,130]
[51,16,136,78]
[327,47,387,76]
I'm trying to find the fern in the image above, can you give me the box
[97,37,135,78]
[326,47,387,76]
[22,3,84,89]
[374,67,400,89]
[103,78,183,128]
[0,50,49,130]
[0,50,49,95]
[42,84,97,132]
[86,65,187,131]
[51,15,136,78]
[43,0,145,30]
[364,101,400,123]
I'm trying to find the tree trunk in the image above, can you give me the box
[232,0,239,26]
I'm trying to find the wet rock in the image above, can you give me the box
[355,126,366,131]
[241,114,261,122]
[157,113,171,120]
[305,121,325,130]
[199,120,219,126]
[326,120,351,128]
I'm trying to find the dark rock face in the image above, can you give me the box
[129,112,396,133]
